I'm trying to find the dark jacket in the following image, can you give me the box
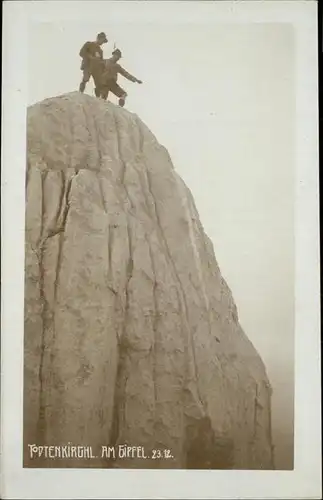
[79,41,103,68]
[101,58,137,83]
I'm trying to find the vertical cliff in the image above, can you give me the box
[24,92,274,469]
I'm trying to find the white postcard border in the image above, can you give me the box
[1,1,321,499]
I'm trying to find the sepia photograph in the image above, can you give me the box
[1,1,320,498]
[25,18,295,471]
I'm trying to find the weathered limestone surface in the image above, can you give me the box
[24,92,274,469]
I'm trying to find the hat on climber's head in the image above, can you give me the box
[97,32,108,43]
[112,48,122,58]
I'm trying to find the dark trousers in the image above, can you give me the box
[100,80,127,100]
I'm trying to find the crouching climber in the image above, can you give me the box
[79,32,108,95]
[99,49,142,106]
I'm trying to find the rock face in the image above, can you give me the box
[24,92,274,469]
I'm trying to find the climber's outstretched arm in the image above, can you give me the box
[117,65,143,84]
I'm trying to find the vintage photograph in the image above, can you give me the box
[24,15,295,470]
[24,15,295,469]
[1,1,320,498]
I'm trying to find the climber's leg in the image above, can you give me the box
[118,94,127,107]
[109,81,128,107]
[91,72,103,99]
[79,68,91,93]
[99,85,109,101]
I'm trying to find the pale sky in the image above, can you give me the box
[28,14,295,469]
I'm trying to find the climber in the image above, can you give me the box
[79,32,108,95]
[97,48,143,107]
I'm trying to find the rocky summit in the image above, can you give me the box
[24,92,274,469]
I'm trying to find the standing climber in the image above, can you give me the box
[79,32,108,95]
[98,48,143,107]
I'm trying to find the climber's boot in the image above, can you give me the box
[79,81,86,93]
[118,93,127,107]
